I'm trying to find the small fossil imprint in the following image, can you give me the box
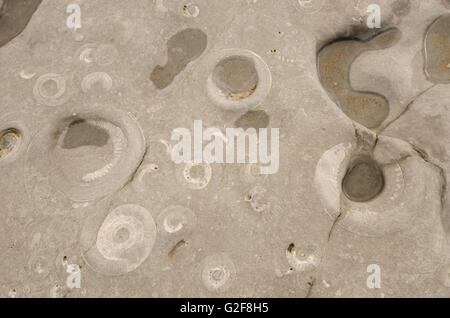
[157,205,197,235]
[0,128,21,160]
[132,138,174,193]
[0,113,30,167]
[200,253,236,293]
[33,73,69,107]
[317,28,402,128]
[285,243,321,273]
[81,72,113,93]
[175,162,215,190]
[182,3,200,18]
[28,254,52,279]
[0,0,42,48]
[76,43,119,66]
[151,28,207,89]
[425,14,450,84]
[245,186,270,213]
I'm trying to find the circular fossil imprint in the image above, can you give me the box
[200,253,236,293]
[0,112,31,166]
[182,2,200,18]
[82,204,156,276]
[424,14,450,84]
[314,136,429,237]
[28,252,53,280]
[81,72,113,93]
[175,161,222,191]
[25,105,145,202]
[207,49,272,111]
[180,162,212,190]
[33,73,70,107]
[157,205,196,235]
[286,242,321,273]
[75,43,119,66]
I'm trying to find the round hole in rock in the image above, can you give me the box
[212,56,258,100]
[342,155,385,203]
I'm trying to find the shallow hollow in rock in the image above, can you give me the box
[61,119,110,149]
[151,28,207,89]
[212,55,258,100]
[0,128,21,160]
[342,155,385,203]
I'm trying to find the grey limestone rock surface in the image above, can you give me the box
[0,0,449,298]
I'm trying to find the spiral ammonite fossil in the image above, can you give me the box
[314,134,431,237]
[24,104,145,204]
[200,253,236,293]
[81,204,156,276]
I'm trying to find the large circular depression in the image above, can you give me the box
[207,49,272,111]
[25,105,145,202]
[314,137,430,237]
[212,56,258,101]
[342,155,385,203]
